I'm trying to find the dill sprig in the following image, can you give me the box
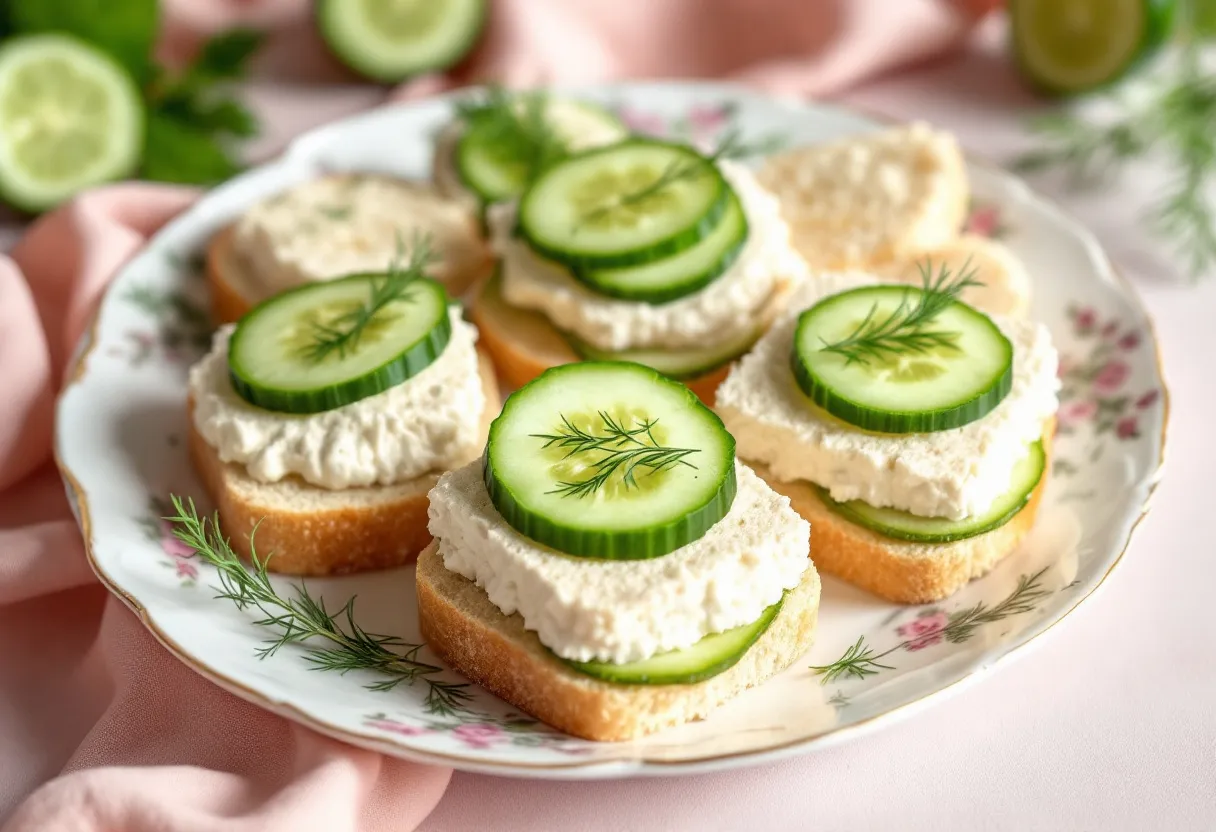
[456,86,567,186]
[1012,14,1216,280]
[577,128,774,228]
[810,567,1052,685]
[165,496,474,716]
[300,232,438,364]
[819,259,982,367]
[532,412,700,499]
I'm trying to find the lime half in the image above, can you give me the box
[1011,0,1177,96]
[0,34,144,212]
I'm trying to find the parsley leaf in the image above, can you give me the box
[142,112,243,185]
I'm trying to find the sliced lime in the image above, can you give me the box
[0,34,144,212]
[1011,0,1177,96]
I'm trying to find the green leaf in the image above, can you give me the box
[155,93,259,139]
[10,0,158,81]
[142,112,241,185]
[195,28,265,80]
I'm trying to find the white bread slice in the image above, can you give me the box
[757,123,969,271]
[187,354,499,576]
[416,541,821,741]
[206,175,493,324]
[470,271,794,406]
[752,423,1055,605]
[879,233,1033,318]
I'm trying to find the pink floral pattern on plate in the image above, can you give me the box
[963,201,1009,239]
[1056,305,1160,452]
[108,251,213,368]
[138,496,198,585]
[363,712,593,756]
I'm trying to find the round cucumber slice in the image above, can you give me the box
[792,286,1013,434]
[567,322,761,382]
[819,442,1046,542]
[456,96,628,204]
[484,362,737,560]
[1010,0,1175,96]
[228,273,451,414]
[0,34,143,212]
[573,188,749,304]
[317,0,487,83]
[562,596,783,685]
[518,139,729,270]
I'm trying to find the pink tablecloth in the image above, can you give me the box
[3,5,1214,831]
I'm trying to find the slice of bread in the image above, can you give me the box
[470,271,790,405]
[880,233,1032,318]
[757,123,969,271]
[752,425,1054,605]
[187,354,499,576]
[206,176,493,324]
[416,541,821,741]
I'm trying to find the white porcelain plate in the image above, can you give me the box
[55,82,1167,778]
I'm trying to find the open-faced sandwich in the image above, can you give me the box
[715,265,1059,604]
[432,88,629,211]
[207,174,492,324]
[418,361,820,740]
[471,136,811,403]
[759,123,1032,318]
[188,236,499,575]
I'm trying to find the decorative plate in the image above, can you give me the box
[54,82,1167,779]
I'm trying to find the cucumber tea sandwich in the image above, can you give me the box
[471,129,811,404]
[716,264,1060,604]
[207,173,491,324]
[432,87,629,212]
[419,362,820,741]
[188,235,498,575]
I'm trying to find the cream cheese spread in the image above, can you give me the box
[493,160,810,351]
[715,273,1060,520]
[231,175,481,298]
[429,460,811,664]
[189,309,485,490]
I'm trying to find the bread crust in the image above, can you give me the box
[187,355,499,576]
[205,176,492,324]
[417,541,821,741]
[754,424,1056,604]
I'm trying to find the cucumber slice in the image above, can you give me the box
[1010,0,1175,96]
[574,188,749,304]
[484,362,737,560]
[563,596,783,684]
[317,0,486,83]
[0,34,143,212]
[567,322,760,381]
[819,442,1046,542]
[792,286,1013,434]
[518,139,728,270]
[228,274,451,414]
[456,96,627,204]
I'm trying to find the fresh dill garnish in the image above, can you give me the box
[810,567,1052,684]
[455,85,567,186]
[165,496,474,715]
[818,259,982,367]
[300,231,438,364]
[1012,8,1216,279]
[532,412,700,499]
[577,128,772,228]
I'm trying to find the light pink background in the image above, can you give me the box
[3,12,1213,831]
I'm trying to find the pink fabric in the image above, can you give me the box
[0,2,997,829]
